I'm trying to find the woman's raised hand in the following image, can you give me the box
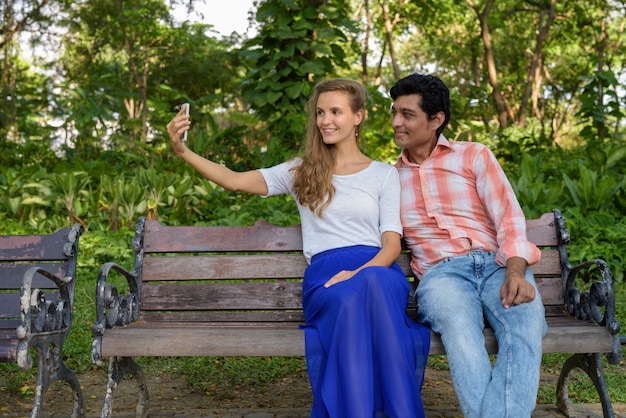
[166,106,191,154]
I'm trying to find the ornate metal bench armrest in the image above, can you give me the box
[91,262,141,366]
[565,258,621,364]
[17,266,75,369]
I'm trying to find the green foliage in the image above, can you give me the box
[186,112,261,172]
[359,86,401,162]
[563,164,624,212]
[561,208,626,283]
[538,352,626,405]
[49,171,91,226]
[0,167,48,221]
[577,70,625,143]
[239,0,358,165]
[508,153,564,219]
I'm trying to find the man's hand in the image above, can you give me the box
[501,257,536,308]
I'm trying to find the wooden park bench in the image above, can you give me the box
[91,209,622,418]
[0,224,84,418]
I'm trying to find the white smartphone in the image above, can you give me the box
[182,103,190,142]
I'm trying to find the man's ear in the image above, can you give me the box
[432,111,446,130]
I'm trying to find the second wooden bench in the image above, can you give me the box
[1,224,84,418]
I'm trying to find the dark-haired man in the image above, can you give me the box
[390,73,547,418]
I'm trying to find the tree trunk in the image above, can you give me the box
[467,0,509,129]
[375,41,387,86]
[518,0,556,127]
[531,55,543,120]
[124,32,151,143]
[359,0,371,83]
[380,0,404,80]
[595,18,608,140]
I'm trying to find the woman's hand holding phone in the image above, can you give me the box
[181,103,190,142]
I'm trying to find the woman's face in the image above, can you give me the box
[316,91,363,146]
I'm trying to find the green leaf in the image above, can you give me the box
[298,60,325,75]
[266,91,283,104]
[606,146,626,167]
[285,82,304,99]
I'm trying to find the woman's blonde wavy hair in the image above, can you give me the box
[291,78,367,218]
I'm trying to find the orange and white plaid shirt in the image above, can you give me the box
[395,135,540,278]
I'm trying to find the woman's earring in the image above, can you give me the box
[355,125,359,138]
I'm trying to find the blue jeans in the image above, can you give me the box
[415,252,547,418]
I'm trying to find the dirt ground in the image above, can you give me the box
[0,364,624,417]
[0,365,544,416]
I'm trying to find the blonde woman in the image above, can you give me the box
[166,79,429,417]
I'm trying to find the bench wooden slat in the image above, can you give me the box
[529,249,560,276]
[0,294,22,319]
[0,229,70,261]
[0,292,62,319]
[138,311,306,323]
[141,279,563,314]
[136,308,569,325]
[142,254,308,281]
[146,250,551,280]
[541,319,616,353]
[524,212,558,246]
[100,316,613,358]
[0,329,18,362]
[398,249,561,277]
[102,326,305,357]
[534,277,563,306]
[141,282,303,311]
[0,264,66,289]
[0,320,21,330]
[143,221,303,253]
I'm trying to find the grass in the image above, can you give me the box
[178,356,308,399]
[1,229,625,406]
[536,353,626,404]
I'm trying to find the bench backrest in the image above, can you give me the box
[136,211,566,325]
[0,226,80,331]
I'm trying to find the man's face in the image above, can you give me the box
[391,94,439,154]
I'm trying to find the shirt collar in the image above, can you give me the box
[395,134,452,167]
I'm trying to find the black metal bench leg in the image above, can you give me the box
[556,353,614,418]
[30,340,85,418]
[57,361,86,418]
[102,356,149,418]
[30,344,51,418]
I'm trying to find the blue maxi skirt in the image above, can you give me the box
[302,245,430,418]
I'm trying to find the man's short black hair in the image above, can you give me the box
[390,73,451,137]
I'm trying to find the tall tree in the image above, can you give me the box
[58,0,240,157]
[64,0,172,143]
[1,0,67,141]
